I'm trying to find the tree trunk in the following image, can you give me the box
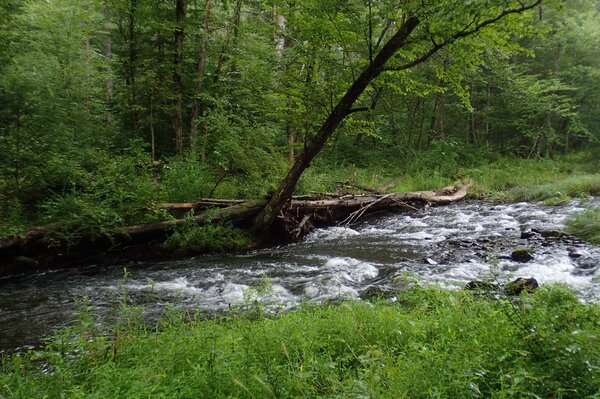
[172,0,186,156]
[189,0,212,153]
[127,0,138,134]
[469,79,476,144]
[214,0,242,82]
[101,4,113,125]
[14,110,20,193]
[252,16,420,234]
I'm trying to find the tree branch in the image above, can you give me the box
[383,0,542,73]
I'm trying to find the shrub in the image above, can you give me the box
[163,213,252,254]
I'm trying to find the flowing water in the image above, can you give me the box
[1,199,599,353]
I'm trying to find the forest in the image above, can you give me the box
[1,1,600,398]
[1,0,600,243]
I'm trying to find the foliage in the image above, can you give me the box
[1,0,600,239]
[163,212,253,254]
[1,286,598,398]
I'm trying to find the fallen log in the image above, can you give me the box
[281,183,472,237]
[156,199,247,211]
[0,200,267,273]
[0,184,471,273]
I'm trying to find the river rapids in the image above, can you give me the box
[1,199,599,352]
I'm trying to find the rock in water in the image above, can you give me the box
[504,277,539,295]
[510,248,534,263]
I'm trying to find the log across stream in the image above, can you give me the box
[0,184,471,272]
[1,198,599,353]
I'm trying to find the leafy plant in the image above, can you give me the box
[163,212,252,254]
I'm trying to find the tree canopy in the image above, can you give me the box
[1,0,600,234]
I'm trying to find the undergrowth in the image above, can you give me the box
[162,212,253,254]
[1,285,598,399]
[3,146,600,241]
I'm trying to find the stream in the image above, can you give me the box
[1,199,599,353]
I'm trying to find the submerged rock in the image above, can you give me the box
[541,230,564,239]
[510,248,534,263]
[520,230,537,240]
[360,286,398,301]
[568,248,584,259]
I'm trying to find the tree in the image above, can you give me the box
[253,0,552,233]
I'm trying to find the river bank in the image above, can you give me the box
[3,152,600,275]
[2,285,598,398]
[2,172,600,397]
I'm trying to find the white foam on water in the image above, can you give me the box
[303,280,358,300]
[386,216,428,228]
[509,256,592,290]
[323,257,379,282]
[202,282,249,306]
[361,227,396,235]
[305,226,361,242]
[125,277,201,294]
[300,257,380,301]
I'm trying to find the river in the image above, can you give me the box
[1,199,599,353]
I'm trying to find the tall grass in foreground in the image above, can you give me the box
[1,286,598,399]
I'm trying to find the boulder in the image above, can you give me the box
[504,277,539,295]
[510,248,534,263]
[541,230,564,239]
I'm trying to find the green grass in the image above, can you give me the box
[1,286,598,399]
[303,151,600,200]
[566,208,600,244]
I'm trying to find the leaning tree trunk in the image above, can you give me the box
[252,1,542,235]
[251,16,421,234]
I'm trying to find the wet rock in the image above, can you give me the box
[360,286,398,301]
[568,248,584,259]
[424,257,438,265]
[576,257,597,270]
[510,248,534,263]
[504,277,539,295]
[520,230,537,240]
[541,230,564,239]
